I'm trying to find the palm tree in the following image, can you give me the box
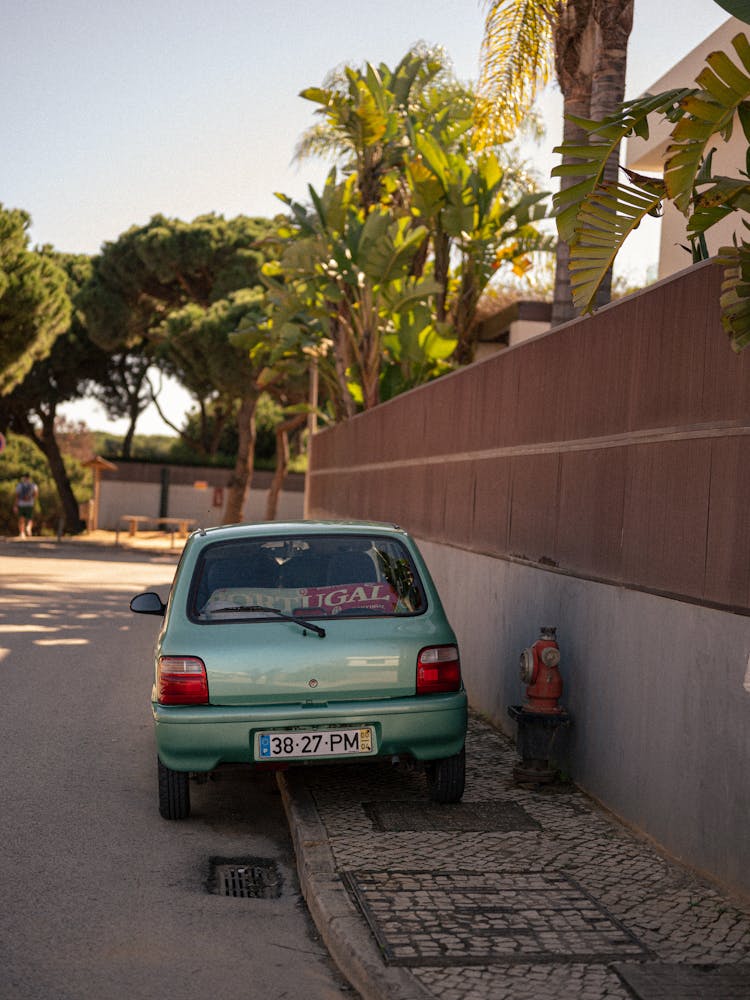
[476,0,634,324]
[295,47,465,213]
[553,29,750,352]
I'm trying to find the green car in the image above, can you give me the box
[130,520,468,819]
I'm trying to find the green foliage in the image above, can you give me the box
[267,171,442,411]
[296,47,465,208]
[552,91,690,243]
[552,33,750,351]
[380,305,457,401]
[82,213,276,351]
[474,0,558,145]
[666,38,750,212]
[165,392,282,465]
[82,213,281,524]
[0,433,91,535]
[0,254,113,431]
[0,205,71,395]
[157,287,267,405]
[0,432,50,484]
[719,240,750,350]
[0,251,115,532]
[94,431,177,461]
[92,392,286,468]
[408,128,552,357]
[714,0,750,22]
[271,46,552,414]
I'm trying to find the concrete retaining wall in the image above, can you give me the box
[418,540,750,896]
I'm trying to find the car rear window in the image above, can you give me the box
[188,533,426,621]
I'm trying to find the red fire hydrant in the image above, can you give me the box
[519,626,563,713]
[508,626,570,784]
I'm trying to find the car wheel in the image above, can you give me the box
[157,756,191,820]
[426,747,465,803]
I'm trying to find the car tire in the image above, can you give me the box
[157,756,191,820]
[426,747,465,803]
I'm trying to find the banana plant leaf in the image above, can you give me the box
[568,180,664,313]
[689,177,750,235]
[718,240,750,351]
[665,35,750,212]
[713,0,750,23]
[553,90,691,242]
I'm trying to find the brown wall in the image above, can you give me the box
[307,262,750,614]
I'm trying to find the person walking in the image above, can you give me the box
[13,473,39,538]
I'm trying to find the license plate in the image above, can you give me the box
[257,727,374,760]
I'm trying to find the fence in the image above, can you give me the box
[306,260,750,897]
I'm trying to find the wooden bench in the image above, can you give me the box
[120,515,154,537]
[154,516,197,538]
[116,515,197,547]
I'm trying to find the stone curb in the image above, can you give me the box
[277,769,433,1000]
[0,532,184,556]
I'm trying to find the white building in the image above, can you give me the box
[625,17,747,280]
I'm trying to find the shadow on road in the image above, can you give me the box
[0,538,181,566]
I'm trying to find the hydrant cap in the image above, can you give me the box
[541,646,561,667]
[520,647,535,684]
[540,626,557,641]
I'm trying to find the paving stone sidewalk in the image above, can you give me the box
[280,714,750,1000]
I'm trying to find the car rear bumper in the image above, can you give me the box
[153,692,468,771]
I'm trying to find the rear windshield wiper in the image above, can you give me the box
[207,604,326,638]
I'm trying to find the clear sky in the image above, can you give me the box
[2,0,730,434]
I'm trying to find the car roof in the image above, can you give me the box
[188,519,408,545]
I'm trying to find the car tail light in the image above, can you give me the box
[157,656,208,705]
[416,645,461,694]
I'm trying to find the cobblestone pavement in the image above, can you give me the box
[280,714,750,1000]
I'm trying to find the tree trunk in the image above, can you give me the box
[590,0,635,309]
[359,288,381,411]
[551,0,597,327]
[361,331,381,410]
[121,355,150,459]
[121,415,136,459]
[8,408,81,533]
[222,393,256,525]
[265,413,307,521]
[452,267,480,365]
[433,229,451,324]
[331,313,357,419]
[40,420,83,534]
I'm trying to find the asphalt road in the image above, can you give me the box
[0,541,350,1000]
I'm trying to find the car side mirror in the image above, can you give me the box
[130,592,166,616]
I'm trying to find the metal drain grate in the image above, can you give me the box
[344,870,650,967]
[209,857,282,898]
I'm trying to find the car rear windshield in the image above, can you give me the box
[189,533,427,621]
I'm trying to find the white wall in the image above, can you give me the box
[419,539,750,897]
[625,16,747,280]
[98,480,304,530]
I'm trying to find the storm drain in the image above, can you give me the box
[344,870,650,967]
[208,857,282,899]
[364,799,541,833]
